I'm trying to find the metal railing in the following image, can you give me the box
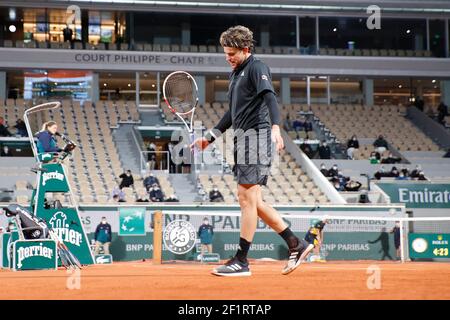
[140,151,170,174]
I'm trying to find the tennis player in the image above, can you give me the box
[193,25,304,276]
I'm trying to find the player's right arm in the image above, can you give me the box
[193,109,232,150]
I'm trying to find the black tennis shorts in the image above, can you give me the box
[233,129,272,186]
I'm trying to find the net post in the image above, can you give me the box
[153,210,163,264]
[400,218,406,263]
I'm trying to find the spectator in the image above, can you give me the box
[283,114,293,132]
[165,194,180,203]
[111,184,125,201]
[328,164,339,177]
[396,172,408,180]
[319,163,329,177]
[410,165,422,179]
[292,118,304,133]
[167,142,177,173]
[1,146,12,157]
[147,142,157,170]
[414,96,424,112]
[333,180,344,191]
[390,166,400,178]
[149,183,164,202]
[119,170,134,189]
[0,117,12,137]
[303,118,313,132]
[391,221,401,260]
[373,135,388,154]
[400,165,410,177]
[63,24,73,42]
[111,194,126,203]
[369,151,381,164]
[143,172,160,191]
[209,186,224,202]
[94,217,112,255]
[344,180,362,192]
[318,141,331,159]
[358,190,371,203]
[335,171,349,189]
[417,171,427,181]
[198,217,214,256]
[300,142,314,158]
[346,135,359,160]
[381,152,401,164]
[14,119,28,137]
[374,166,388,180]
[136,190,149,202]
[437,102,448,125]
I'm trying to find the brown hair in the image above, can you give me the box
[41,121,57,132]
[220,25,254,51]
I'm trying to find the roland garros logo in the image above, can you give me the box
[163,220,197,254]
[42,171,65,186]
[17,243,54,268]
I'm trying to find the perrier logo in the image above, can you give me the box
[49,212,82,246]
[17,243,54,268]
[42,171,65,186]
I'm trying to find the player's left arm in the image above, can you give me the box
[250,62,284,152]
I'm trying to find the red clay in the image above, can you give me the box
[1,260,450,300]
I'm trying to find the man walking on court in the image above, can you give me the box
[194,25,305,276]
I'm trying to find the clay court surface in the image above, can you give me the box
[1,260,450,300]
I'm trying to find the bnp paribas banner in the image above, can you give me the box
[86,231,397,262]
[377,183,450,208]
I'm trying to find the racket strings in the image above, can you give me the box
[165,73,197,114]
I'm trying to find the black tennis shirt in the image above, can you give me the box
[212,55,278,135]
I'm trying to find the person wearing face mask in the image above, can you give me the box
[318,140,331,159]
[119,169,134,189]
[1,146,13,157]
[328,164,339,178]
[94,217,112,255]
[209,186,224,202]
[149,183,164,202]
[198,217,214,256]
[346,135,359,160]
[319,163,329,177]
[143,172,160,191]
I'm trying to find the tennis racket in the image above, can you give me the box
[162,71,199,144]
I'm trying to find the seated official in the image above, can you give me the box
[36,121,62,161]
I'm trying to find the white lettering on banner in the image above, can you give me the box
[224,244,275,251]
[17,243,54,268]
[398,188,450,204]
[42,171,65,186]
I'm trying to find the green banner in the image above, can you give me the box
[87,231,398,262]
[377,183,450,208]
[118,207,146,236]
[12,240,57,271]
[409,233,450,259]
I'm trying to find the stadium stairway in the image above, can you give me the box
[168,174,201,202]
[112,124,142,175]
[140,108,166,126]
[406,106,450,150]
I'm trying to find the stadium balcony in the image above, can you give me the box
[0,40,437,58]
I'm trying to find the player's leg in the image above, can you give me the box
[207,244,213,253]
[212,183,258,277]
